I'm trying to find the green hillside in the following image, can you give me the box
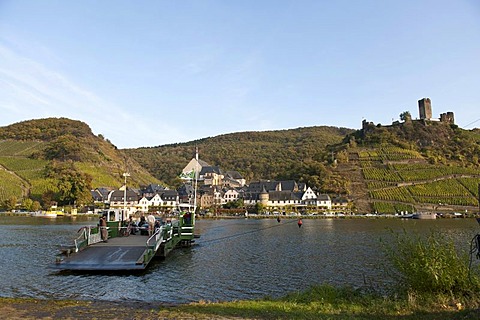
[0,118,160,208]
[127,120,480,214]
[332,120,480,213]
[125,126,354,192]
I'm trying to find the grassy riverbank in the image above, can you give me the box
[1,286,479,319]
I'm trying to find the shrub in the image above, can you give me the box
[383,229,480,296]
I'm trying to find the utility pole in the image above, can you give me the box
[123,172,130,221]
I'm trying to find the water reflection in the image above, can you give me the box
[0,216,478,303]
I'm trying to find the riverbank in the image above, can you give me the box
[2,285,480,320]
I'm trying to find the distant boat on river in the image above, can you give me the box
[412,212,437,219]
[31,211,57,218]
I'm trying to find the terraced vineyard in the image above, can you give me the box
[354,146,480,213]
[0,156,51,200]
[0,169,26,201]
[0,140,45,156]
[0,141,46,203]
[371,202,415,214]
[0,137,161,205]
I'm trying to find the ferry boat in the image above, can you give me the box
[52,207,196,271]
[54,150,201,271]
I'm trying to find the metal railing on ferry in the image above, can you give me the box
[146,226,164,252]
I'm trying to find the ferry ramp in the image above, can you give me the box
[53,235,151,271]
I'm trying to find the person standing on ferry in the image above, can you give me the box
[147,214,155,236]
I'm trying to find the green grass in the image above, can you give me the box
[174,284,480,319]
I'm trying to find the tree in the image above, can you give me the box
[43,135,83,161]
[400,111,412,122]
[254,202,265,214]
[42,191,57,209]
[45,161,93,206]
[4,196,17,212]
[31,201,41,212]
[22,198,33,211]
[223,199,244,209]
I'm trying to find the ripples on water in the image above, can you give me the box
[0,216,478,304]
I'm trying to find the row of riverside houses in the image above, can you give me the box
[90,156,349,215]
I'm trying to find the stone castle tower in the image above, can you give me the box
[440,112,455,124]
[259,186,269,206]
[418,98,432,120]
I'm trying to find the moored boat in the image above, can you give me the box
[31,211,57,218]
[412,212,437,219]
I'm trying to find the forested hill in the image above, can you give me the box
[0,117,95,141]
[124,126,354,192]
[0,118,159,208]
[0,118,152,178]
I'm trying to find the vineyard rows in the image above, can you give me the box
[368,178,480,207]
[0,140,44,157]
[363,167,402,182]
[371,202,415,214]
[369,188,415,203]
[362,150,480,207]
[458,177,480,197]
[407,179,472,197]
[75,163,121,187]
[357,147,423,161]
[0,169,24,202]
[366,181,396,190]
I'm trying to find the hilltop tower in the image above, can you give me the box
[440,112,455,124]
[418,98,432,120]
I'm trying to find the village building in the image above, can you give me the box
[224,171,246,187]
[137,190,179,213]
[181,156,245,187]
[331,197,349,212]
[201,166,224,186]
[107,188,139,219]
[223,188,241,203]
[243,180,330,212]
[90,187,113,204]
[140,184,166,198]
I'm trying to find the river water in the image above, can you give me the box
[0,216,479,304]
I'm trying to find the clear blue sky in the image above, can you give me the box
[1,0,479,148]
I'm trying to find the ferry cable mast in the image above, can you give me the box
[122,172,130,221]
[193,147,199,212]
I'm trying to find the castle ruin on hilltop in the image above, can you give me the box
[362,97,455,130]
[418,97,454,124]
